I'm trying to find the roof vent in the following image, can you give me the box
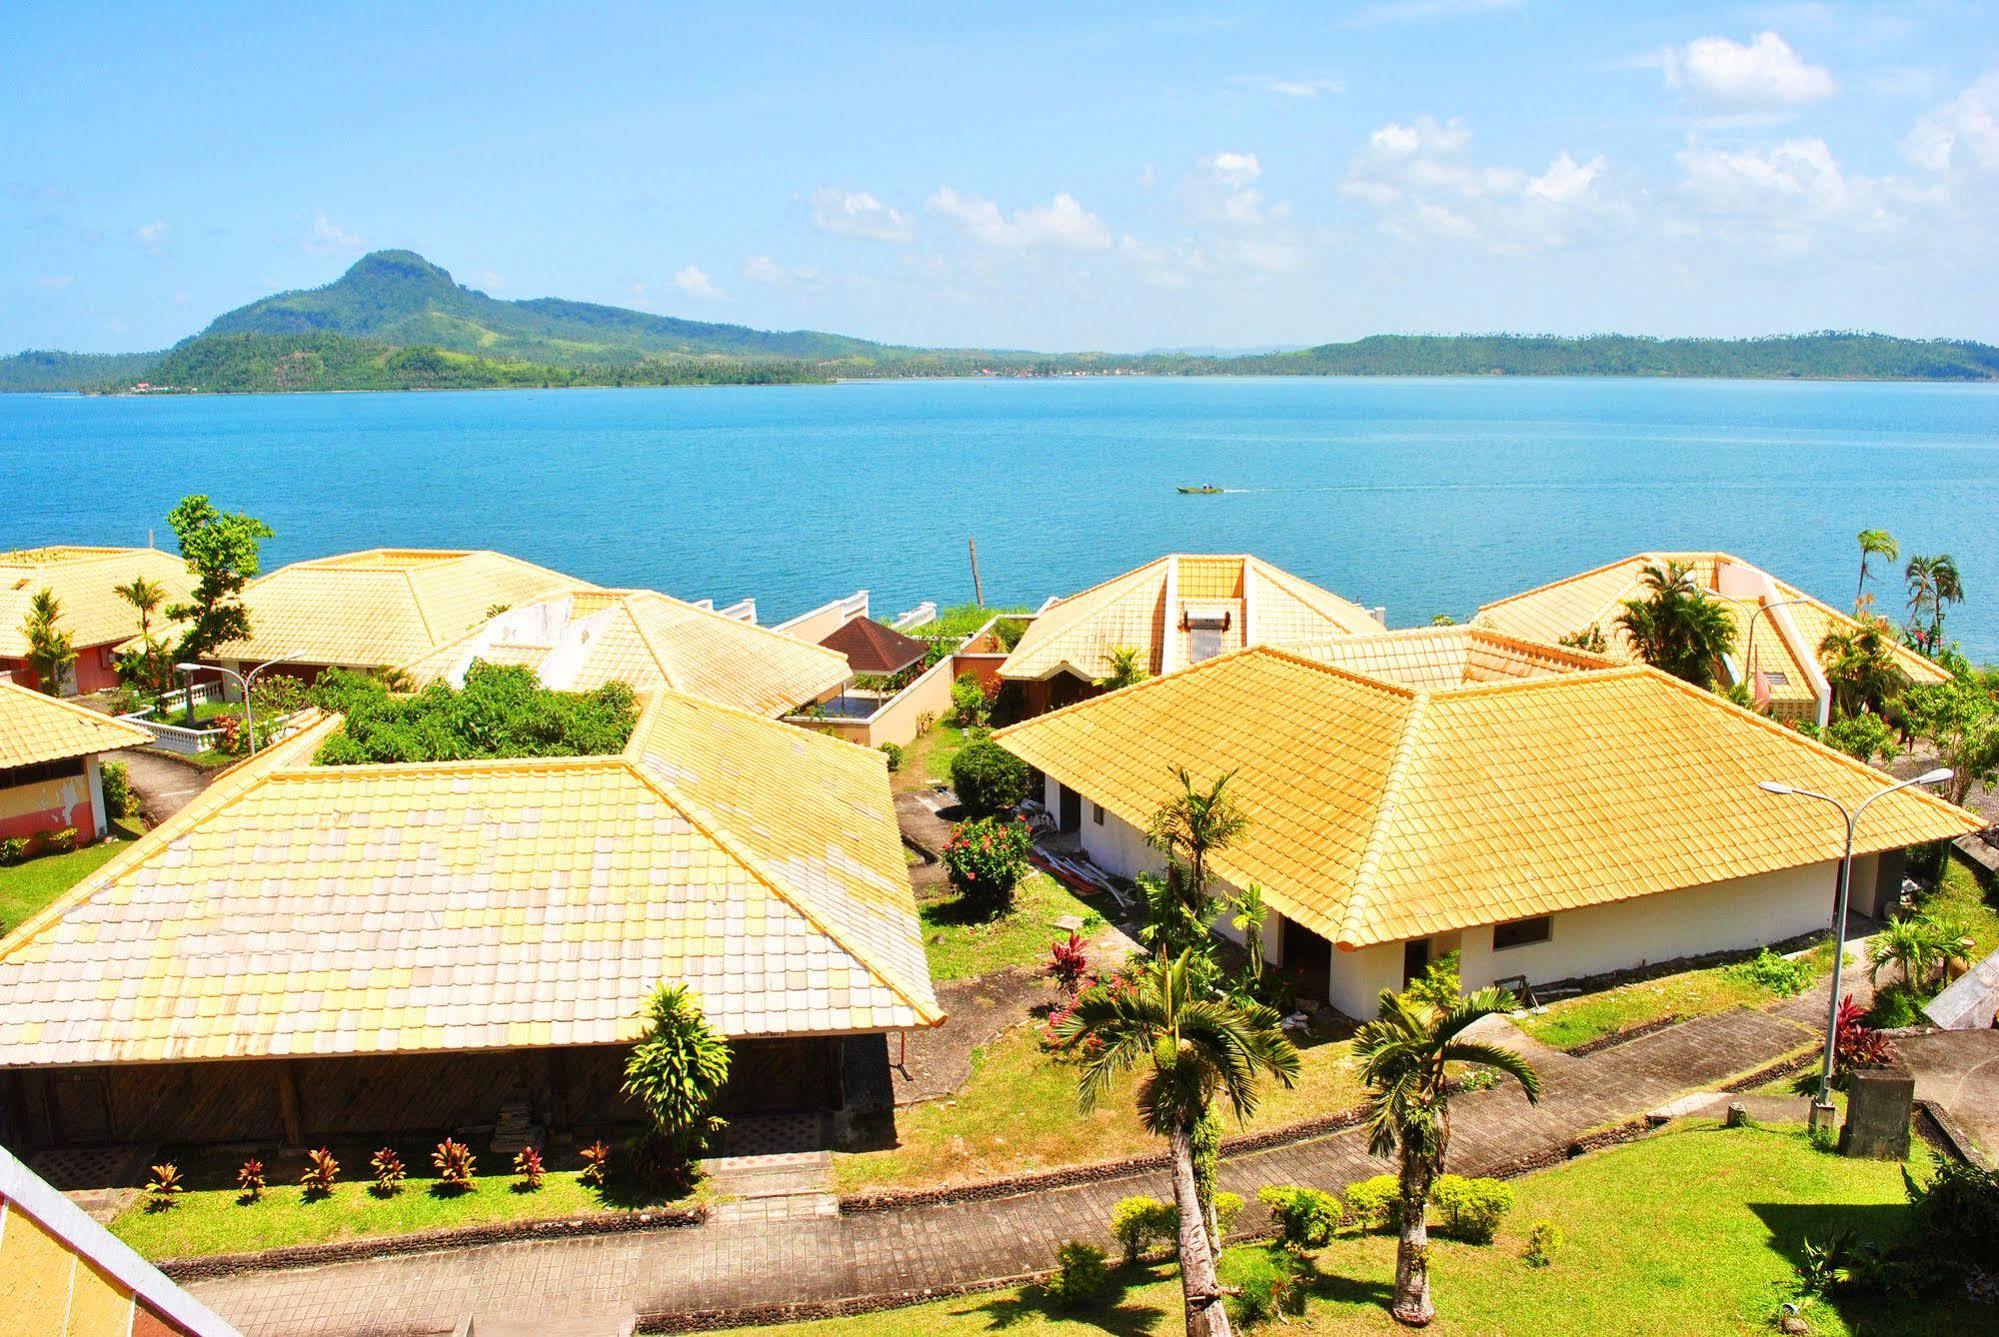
[1183,604,1233,631]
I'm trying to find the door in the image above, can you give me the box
[50,1074,113,1144]
[1402,938,1431,988]
[1058,784,1082,832]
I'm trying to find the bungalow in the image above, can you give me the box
[999,554,1384,718]
[995,640,1977,1019]
[0,677,149,853]
[197,548,588,686]
[819,615,929,679]
[0,547,195,696]
[1473,551,1952,726]
[397,588,852,718]
[0,690,940,1150]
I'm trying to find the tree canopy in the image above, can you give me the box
[310,662,638,764]
[163,494,273,661]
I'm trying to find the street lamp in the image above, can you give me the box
[1755,767,1952,1130]
[175,652,301,755]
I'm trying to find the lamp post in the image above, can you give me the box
[1755,767,1951,1131]
[175,652,300,756]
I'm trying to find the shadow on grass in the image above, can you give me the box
[953,1263,1171,1334]
[1748,1201,1987,1337]
[921,890,1009,930]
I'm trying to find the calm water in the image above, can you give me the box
[2,377,1994,658]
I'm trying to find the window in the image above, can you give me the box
[1761,671,1790,687]
[1,757,86,788]
[1492,915,1552,951]
[1091,802,1104,825]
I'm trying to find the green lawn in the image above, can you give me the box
[804,1124,1971,1336]
[894,718,969,793]
[0,819,145,936]
[904,604,1031,641]
[835,1023,1364,1194]
[1926,851,1999,960]
[920,872,1104,983]
[1515,938,1841,1052]
[111,1140,698,1260]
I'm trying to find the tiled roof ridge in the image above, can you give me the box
[1474,551,1657,615]
[619,745,941,1024]
[1246,555,1373,624]
[401,562,441,647]
[623,685,882,777]
[1241,643,1423,698]
[618,597,687,691]
[0,544,160,566]
[0,678,153,743]
[1426,661,1652,700]
[1335,689,1431,947]
[261,752,635,781]
[1035,554,1172,617]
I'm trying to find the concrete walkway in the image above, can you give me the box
[1896,1028,1999,1161]
[187,1002,1816,1336]
[111,747,219,823]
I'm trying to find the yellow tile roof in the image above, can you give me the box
[0,692,939,1068]
[1278,625,1613,690]
[0,546,196,656]
[1000,554,1380,683]
[0,679,151,769]
[207,548,591,669]
[399,589,850,717]
[1473,552,1950,703]
[996,646,1977,950]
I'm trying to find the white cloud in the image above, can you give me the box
[1345,117,1611,251]
[672,265,725,300]
[1679,138,1852,216]
[811,188,912,241]
[303,209,364,255]
[1186,152,1267,224]
[927,188,1112,250]
[1137,163,1158,191]
[742,254,785,284]
[1662,32,1836,109]
[135,220,169,250]
[1904,70,1999,174]
[1528,152,1605,204]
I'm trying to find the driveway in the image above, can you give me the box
[1895,1028,1999,1162]
[111,747,218,823]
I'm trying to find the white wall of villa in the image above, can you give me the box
[1047,774,1882,1019]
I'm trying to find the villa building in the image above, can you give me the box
[818,615,929,679]
[0,691,939,1149]
[999,554,1384,717]
[196,548,588,685]
[0,547,195,696]
[0,677,148,853]
[996,640,1976,1018]
[398,587,852,717]
[1473,551,1952,726]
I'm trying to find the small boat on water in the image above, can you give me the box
[1177,484,1225,494]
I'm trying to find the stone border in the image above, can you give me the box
[1914,1098,1990,1170]
[157,1204,706,1282]
[1563,1014,1682,1058]
[1721,1047,1819,1094]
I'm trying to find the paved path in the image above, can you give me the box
[1896,1028,1999,1161]
[187,1003,1814,1336]
[111,747,218,822]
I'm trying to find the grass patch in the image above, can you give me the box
[1923,851,1999,960]
[906,604,1031,641]
[920,872,1102,983]
[893,718,968,793]
[111,1140,696,1260]
[835,1025,1363,1194]
[0,819,145,935]
[1516,940,1841,1052]
[805,1124,1970,1335]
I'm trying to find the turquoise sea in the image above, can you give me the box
[2,377,1995,659]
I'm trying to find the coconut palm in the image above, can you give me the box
[1355,986,1541,1327]
[1904,554,1964,649]
[1095,644,1150,691]
[1868,917,1945,992]
[1819,613,1909,720]
[1855,529,1899,611]
[1615,562,1737,690]
[21,588,76,696]
[1145,768,1248,947]
[1056,952,1300,1337]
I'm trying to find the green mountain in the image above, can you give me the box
[200,250,888,365]
[0,348,162,392]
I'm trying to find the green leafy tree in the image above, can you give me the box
[948,737,1029,817]
[1054,952,1299,1337]
[162,495,274,663]
[1095,644,1149,691]
[1904,554,1964,649]
[1144,769,1248,959]
[1818,614,1910,721]
[1355,986,1541,1327]
[310,662,638,763]
[1816,713,1898,766]
[620,983,731,1188]
[1556,624,1608,655]
[1855,529,1899,611]
[1901,675,1999,806]
[21,589,76,696]
[1615,562,1736,690]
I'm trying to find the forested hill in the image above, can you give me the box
[1137,332,1999,380]
[0,349,162,392]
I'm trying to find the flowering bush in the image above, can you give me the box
[514,1146,545,1191]
[432,1139,476,1192]
[300,1147,339,1199]
[942,816,1033,913]
[370,1148,406,1196]
[236,1157,266,1201]
[1045,931,1092,996]
[46,826,77,854]
[580,1140,611,1188]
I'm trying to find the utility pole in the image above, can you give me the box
[968,536,984,607]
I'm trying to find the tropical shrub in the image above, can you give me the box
[370,1148,406,1196]
[144,1162,184,1211]
[949,673,991,729]
[1726,947,1817,997]
[1214,1190,1244,1245]
[580,1140,611,1188]
[0,837,26,866]
[431,1139,476,1192]
[1834,995,1895,1080]
[940,816,1034,913]
[1110,1194,1176,1265]
[1046,1241,1110,1308]
[1258,1184,1344,1249]
[1403,950,1462,1010]
[514,1146,545,1191]
[236,1158,265,1202]
[1430,1174,1514,1244]
[621,983,731,1189]
[1821,712,1898,765]
[1907,1160,1999,1273]
[1045,931,1091,996]
[300,1147,339,1199]
[46,826,77,854]
[1524,1219,1563,1266]
[98,760,137,820]
[1222,1247,1307,1325]
[311,663,638,765]
[877,741,903,772]
[948,738,1028,816]
[1344,1174,1402,1231]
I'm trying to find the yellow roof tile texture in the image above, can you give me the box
[0,679,151,769]
[0,546,196,657]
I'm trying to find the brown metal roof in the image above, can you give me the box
[820,616,928,674]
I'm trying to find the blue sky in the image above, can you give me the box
[5,1,1997,353]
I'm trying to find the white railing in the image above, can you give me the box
[892,601,937,630]
[116,704,310,757]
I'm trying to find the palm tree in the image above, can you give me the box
[1355,987,1541,1327]
[1819,613,1909,720]
[1904,554,1964,649]
[1616,562,1737,690]
[1096,644,1149,691]
[114,574,170,691]
[21,588,76,696]
[1056,952,1300,1337]
[1145,768,1248,951]
[1855,529,1899,611]
[1868,918,1944,993]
